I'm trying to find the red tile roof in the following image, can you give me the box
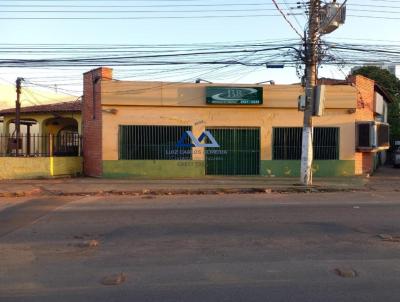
[0,100,81,116]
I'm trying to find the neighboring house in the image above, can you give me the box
[82,67,390,178]
[0,100,82,137]
[320,76,393,173]
[351,76,393,171]
[0,101,82,179]
[0,84,78,133]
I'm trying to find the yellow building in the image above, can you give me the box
[0,84,78,134]
[0,101,82,179]
[1,101,82,137]
[82,67,390,178]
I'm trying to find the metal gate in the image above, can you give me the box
[205,128,260,175]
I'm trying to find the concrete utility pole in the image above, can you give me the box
[15,77,24,156]
[300,0,320,186]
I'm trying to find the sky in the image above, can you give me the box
[0,0,399,100]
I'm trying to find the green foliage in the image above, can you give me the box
[352,66,400,140]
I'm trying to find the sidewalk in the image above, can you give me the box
[0,176,369,197]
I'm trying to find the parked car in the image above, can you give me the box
[394,145,400,167]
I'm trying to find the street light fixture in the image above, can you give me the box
[195,78,213,84]
[255,80,275,85]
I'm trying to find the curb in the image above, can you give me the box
[0,188,44,198]
[0,186,365,198]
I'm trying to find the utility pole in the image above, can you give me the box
[300,0,320,186]
[15,77,23,156]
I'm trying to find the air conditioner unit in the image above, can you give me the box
[320,2,346,34]
[377,123,390,148]
[356,121,389,151]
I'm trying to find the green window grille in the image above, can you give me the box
[119,125,192,160]
[273,127,339,160]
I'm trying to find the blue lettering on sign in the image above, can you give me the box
[176,131,220,148]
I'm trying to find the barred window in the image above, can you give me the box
[119,125,192,160]
[313,127,340,160]
[272,127,302,160]
[273,127,339,160]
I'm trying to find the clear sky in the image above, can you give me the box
[0,0,399,97]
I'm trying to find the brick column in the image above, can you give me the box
[82,67,113,177]
[351,75,375,175]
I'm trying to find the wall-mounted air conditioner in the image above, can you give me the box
[356,121,389,151]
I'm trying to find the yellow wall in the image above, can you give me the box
[0,157,82,179]
[2,112,82,135]
[102,106,355,161]
[51,157,83,176]
[0,157,50,179]
[100,81,357,162]
[101,81,357,109]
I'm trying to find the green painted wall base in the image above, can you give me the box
[103,160,205,178]
[102,160,355,178]
[261,160,355,177]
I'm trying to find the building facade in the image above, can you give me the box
[0,101,82,179]
[83,67,390,178]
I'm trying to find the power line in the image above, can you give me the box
[3,0,295,1]
[271,0,304,39]
[0,3,398,9]
[349,14,400,19]
[0,3,298,7]
[0,14,302,20]
[24,80,81,95]
[22,88,45,106]
[0,14,398,21]
[282,0,305,29]
[0,8,302,13]
[1,8,400,14]
[327,37,400,43]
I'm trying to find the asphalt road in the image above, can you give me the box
[1,191,400,302]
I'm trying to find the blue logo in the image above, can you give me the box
[176,131,220,148]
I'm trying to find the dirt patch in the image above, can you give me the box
[334,268,358,278]
[101,273,127,286]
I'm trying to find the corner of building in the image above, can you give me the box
[351,75,376,175]
[82,67,113,177]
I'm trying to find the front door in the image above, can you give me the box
[205,127,260,175]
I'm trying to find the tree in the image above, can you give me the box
[352,66,400,141]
